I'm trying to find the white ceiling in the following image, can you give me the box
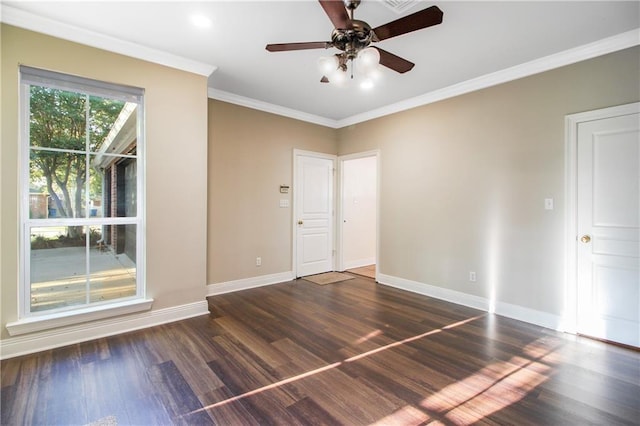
[3,1,639,127]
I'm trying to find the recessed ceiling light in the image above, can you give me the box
[191,14,212,29]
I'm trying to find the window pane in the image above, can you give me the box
[29,87,86,151]
[89,225,136,303]
[30,150,86,218]
[91,101,138,219]
[98,159,137,218]
[30,226,88,312]
[89,95,126,153]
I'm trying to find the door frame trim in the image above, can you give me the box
[564,102,640,334]
[336,150,380,281]
[292,149,337,278]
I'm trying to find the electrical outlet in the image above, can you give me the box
[256,257,262,267]
[469,271,476,282]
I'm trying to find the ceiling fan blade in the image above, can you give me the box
[373,47,415,73]
[373,5,443,41]
[266,42,332,52]
[318,0,352,29]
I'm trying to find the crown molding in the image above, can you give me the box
[336,28,640,127]
[208,88,339,128]
[0,4,218,77]
[4,1,635,124]
[215,29,638,129]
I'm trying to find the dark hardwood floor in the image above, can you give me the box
[2,275,639,425]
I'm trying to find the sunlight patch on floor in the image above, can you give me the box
[420,339,558,424]
[370,404,431,425]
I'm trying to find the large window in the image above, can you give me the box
[19,66,145,320]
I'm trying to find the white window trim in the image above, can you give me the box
[17,66,147,327]
[6,298,154,336]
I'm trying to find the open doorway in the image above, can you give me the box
[338,151,379,280]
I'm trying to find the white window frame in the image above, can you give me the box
[7,66,150,336]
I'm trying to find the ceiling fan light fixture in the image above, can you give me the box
[354,47,382,84]
[329,68,348,86]
[317,55,339,75]
[358,47,380,70]
[362,64,383,81]
[357,63,382,90]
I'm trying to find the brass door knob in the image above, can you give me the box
[298,220,303,225]
[580,235,591,243]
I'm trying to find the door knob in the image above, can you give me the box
[580,235,591,243]
[298,220,303,225]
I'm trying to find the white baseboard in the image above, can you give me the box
[492,299,564,331]
[378,273,489,311]
[0,300,209,360]
[207,271,295,296]
[377,273,563,331]
[343,258,376,270]
[2,272,563,359]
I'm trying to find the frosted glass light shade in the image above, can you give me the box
[358,47,380,71]
[330,69,348,85]
[317,56,339,75]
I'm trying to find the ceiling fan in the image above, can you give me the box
[265,0,443,83]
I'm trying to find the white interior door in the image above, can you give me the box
[577,111,640,347]
[295,153,335,277]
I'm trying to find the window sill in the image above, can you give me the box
[6,298,154,336]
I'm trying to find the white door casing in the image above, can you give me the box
[294,151,336,277]
[566,103,639,347]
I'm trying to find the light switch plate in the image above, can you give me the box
[544,198,554,210]
[279,199,289,208]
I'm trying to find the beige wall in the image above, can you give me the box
[207,100,337,284]
[1,25,209,339]
[337,46,640,316]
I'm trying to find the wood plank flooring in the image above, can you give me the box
[2,275,639,425]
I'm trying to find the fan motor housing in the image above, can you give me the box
[330,20,374,57]
[344,0,361,10]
